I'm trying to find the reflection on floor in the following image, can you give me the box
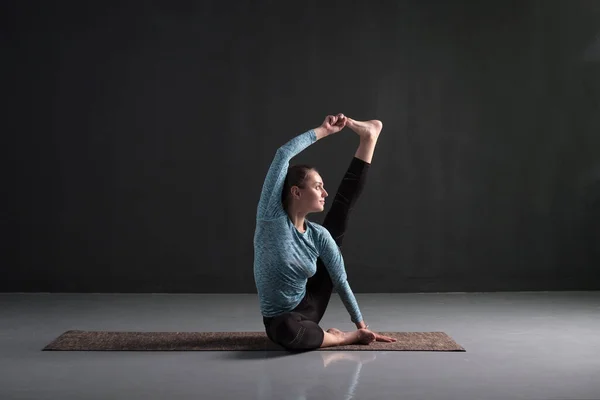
[1,291,599,399]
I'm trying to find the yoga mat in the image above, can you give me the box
[43,330,465,351]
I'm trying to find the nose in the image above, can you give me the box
[323,189,328,198]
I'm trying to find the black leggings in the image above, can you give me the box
[263,157,370,351]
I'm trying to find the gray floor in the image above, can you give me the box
[1,292,599,400]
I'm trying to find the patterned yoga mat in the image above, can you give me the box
[43,330,465,351]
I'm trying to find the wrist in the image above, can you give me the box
[356,321,368,329]
[314,126,330,140]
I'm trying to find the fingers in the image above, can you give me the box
[326,114,347,127]
[374,333,397,342]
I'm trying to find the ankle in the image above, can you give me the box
[359,134,379,144]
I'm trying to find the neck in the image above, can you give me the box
[287,205,308,233]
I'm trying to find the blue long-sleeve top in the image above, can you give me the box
[253,129,363,323]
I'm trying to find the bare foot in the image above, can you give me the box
[326,327,346,342]
[325,327,376,346]
[346,118,383,141]
[326,327,344,336]
[355,329,377,345]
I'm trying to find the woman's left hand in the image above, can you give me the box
[372,332,397,342]
[321,113,347,135]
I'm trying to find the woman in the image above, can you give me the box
[254,113,396,351]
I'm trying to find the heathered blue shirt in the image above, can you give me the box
[253,129,363,323]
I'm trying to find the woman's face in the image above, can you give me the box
[296,171,328,213]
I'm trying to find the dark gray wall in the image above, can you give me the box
[4,1,600,293]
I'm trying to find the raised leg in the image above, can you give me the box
[305,119,383,324]
[304,157,369,323]
[324,119,382,247]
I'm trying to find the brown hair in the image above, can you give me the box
[281,164,318,211]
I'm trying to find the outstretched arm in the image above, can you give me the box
[317,228,364,324]
[255,114,347,221]
[255,130,315,221]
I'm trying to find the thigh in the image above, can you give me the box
[290,291,321,323]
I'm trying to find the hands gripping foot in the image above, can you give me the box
[317,114,382,141]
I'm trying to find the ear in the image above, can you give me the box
[291,186,301,198]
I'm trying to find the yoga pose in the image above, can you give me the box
[254,113,396,351]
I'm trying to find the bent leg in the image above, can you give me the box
[263,313,376,350]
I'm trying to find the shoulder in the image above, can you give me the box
[306,221,335,243]
[306,220,324,233]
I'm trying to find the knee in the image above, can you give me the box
[276,320,307,350]
[270,316,315,351]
